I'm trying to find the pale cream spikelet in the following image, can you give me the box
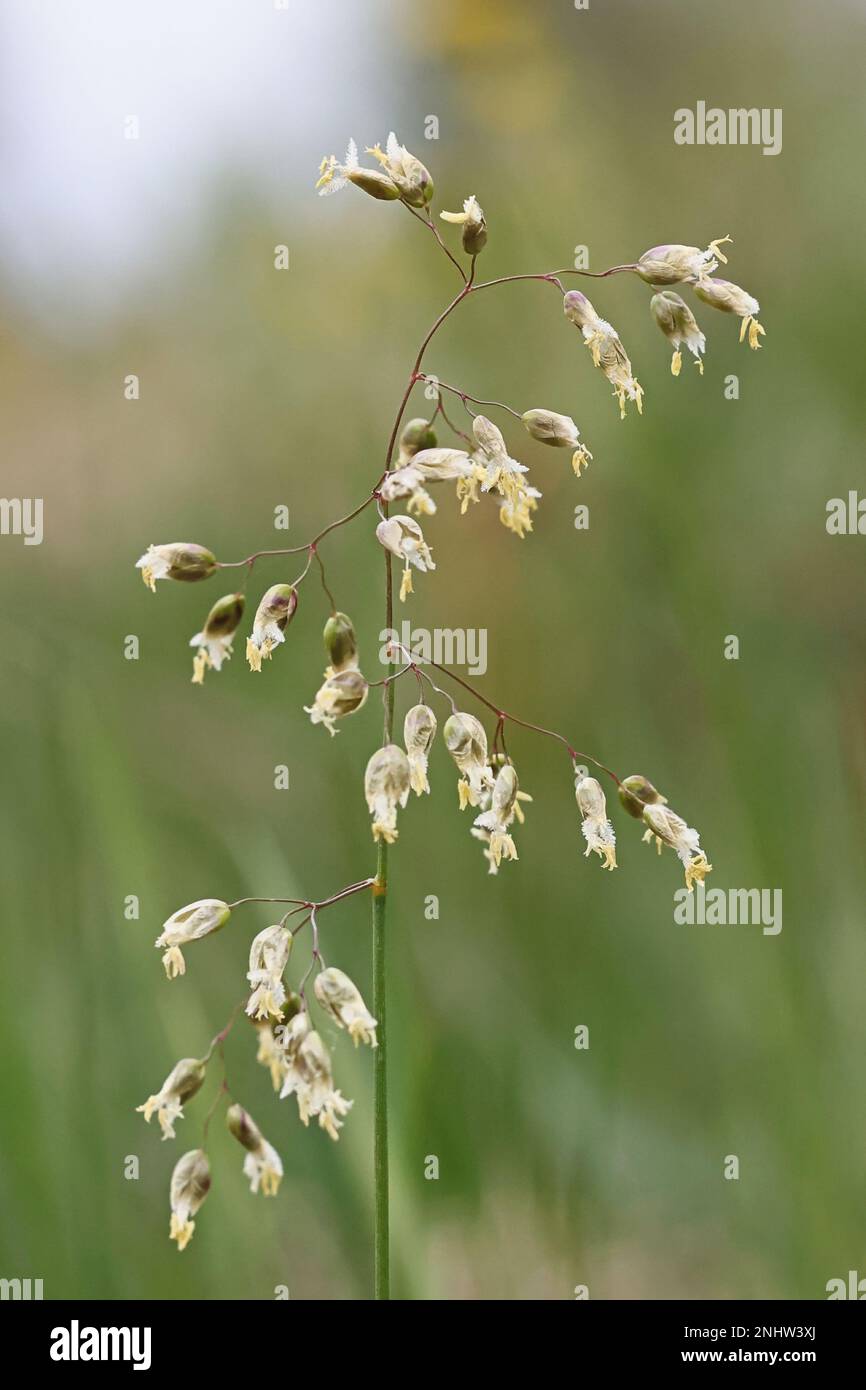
[563,290,644,419]
[403,702,437,795]
[304,667,369,735]
[575,775,617,871]
[366,131,434,207]
[190,592,245,684]
[246,583,298,672]
[316,139,401,201]
[375,515,435,601]
[693,277,765,349]
[364,743,411,843]
[136,542,217,593]
[472,762,520,873]
[137,1057,206,1140]
[443,711,495,809]
[635,236,732,287]
[226,1103,283,1197]
[280,1028,353,1141]
[440,194,488,255]
[521,408,593,477]
[641,802,712,892]
[323,611,358,674]
[154,898,231,980]
[650,291,707,376]
[245,924,293,1022]
[314,967,378,1047]
[169,1148,211,1251]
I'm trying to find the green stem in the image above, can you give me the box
[372,841,389,1299]
[373,534,395,1300]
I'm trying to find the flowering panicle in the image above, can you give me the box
[137,1057,206,1140]
[563,291,644,418]
[137,126,733,1260]
[364,743,411,843]
[227,1104,283,1197]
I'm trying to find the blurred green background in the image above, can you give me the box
[1,0,865,1300]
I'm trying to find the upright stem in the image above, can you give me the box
[373,525,395,1301]
[372,840,389,1299]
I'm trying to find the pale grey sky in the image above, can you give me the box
[0,0,394,309]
